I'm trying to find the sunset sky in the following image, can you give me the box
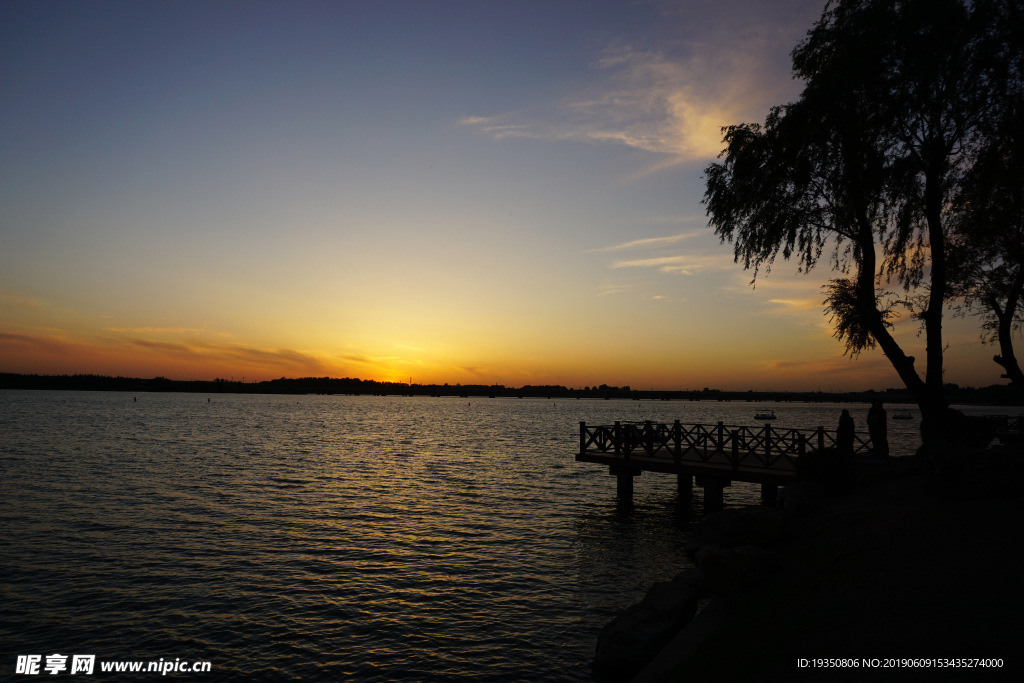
[0,0,1007,391]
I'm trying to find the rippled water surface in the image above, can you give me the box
[1,391,1011,680]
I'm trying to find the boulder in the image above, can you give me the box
[696,545,781,595]
[779,480,826,518]
[591,581,699,683]
[629,597,730,683]
[922,408,996,448]
[671,567,708,598]
[684,505,784,558]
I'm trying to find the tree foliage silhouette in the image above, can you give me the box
[703,0,1018,441]
[948,3,1024,393]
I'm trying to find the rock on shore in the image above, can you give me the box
[591,581,700,683]
[592,506,786,681]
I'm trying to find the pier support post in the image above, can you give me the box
[610,465,641,500]
[617,475,633,499]
[677,473,692,499]
[761,483,778,506]
[696,475,731,513]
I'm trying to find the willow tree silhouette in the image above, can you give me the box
[948,7,1024,395]
[703,0,1019,444]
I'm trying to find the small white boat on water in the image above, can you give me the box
[892,410,914,420]
[754,410,777,420]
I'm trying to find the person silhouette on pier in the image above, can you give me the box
[867,400,889,457]
[833,409,857,495]
[837,409,855,457]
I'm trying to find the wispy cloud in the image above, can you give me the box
[132,339,199,356]
[757,353,897,386]
[0,291,40,308]
[130,337,331,373]
[0,332,80,355]
[720,272,830,295]
[457,115,534,138]
[590,231,699,252]
[649,215,705,224]
[106,327,205,334]
[612,253,736,275]
[595,281,644,296]
[460,10,809,165]
[765,298,823,313]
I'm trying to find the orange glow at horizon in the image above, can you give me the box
[0,305,1001,392]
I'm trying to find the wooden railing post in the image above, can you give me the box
[674,420,681,463]
[765,424,772,466]
[614,421,621,455]
[580,421,586,455]
[731,429,739,472]
[798,432,806,458]
[717,421,724,451]
[817,426,824,452]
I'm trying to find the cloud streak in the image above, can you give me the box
[0,332,82,355]
[96,336,339,376]
[590,231,699,252]
[132,339,199,356]
[106,327,205,334]
[757,353,897,385]
[612,253,736,275]
[461,2,814,164]
[595,281,645,297]
[765,298,824,313]
[0,292,39,309]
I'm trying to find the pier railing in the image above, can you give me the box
[980,415,1024,434]
[579,420,873,471]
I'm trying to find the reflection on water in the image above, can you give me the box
[1,391,1015,681]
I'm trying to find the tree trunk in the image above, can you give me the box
[992,266,1024,393]
[923,160,947,398]
[854,221,948,444]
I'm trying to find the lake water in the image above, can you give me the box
[1,391,1018,680]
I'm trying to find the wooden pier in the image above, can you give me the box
[984,415,1024,444]
[577,420,874,511]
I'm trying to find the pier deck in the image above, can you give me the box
[577,420,873,510]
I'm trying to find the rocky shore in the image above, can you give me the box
[591,449,1024,682]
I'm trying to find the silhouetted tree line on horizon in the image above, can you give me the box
[703,0,1024,444]
[2,372,1020,405]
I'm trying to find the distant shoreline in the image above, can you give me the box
[1,372,1020,406]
